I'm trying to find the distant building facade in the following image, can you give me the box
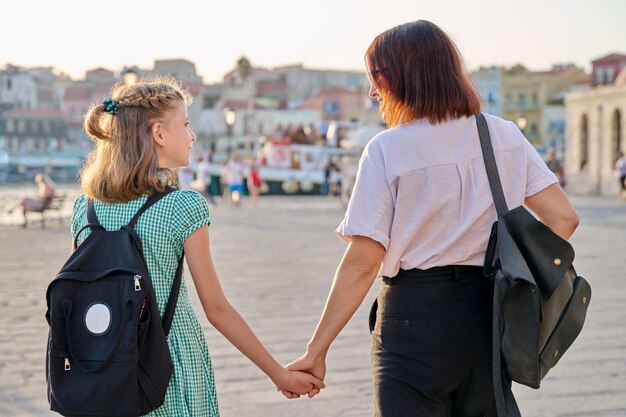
[472,66,503,116]
[565,67,626,196]
[591,53,626,87]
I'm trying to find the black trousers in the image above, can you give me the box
[369,265,496,417]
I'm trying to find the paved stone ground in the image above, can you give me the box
[0,188,624,417]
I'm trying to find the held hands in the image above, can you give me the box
[279,351,327,399]
[273,366,325,399]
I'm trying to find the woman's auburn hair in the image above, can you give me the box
[80,76,192,203]
[366,20,481,127]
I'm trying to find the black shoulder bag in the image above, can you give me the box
[476,113,592,417]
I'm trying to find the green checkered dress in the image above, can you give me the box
[71,189,220,417]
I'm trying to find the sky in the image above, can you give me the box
[1,0,625,83]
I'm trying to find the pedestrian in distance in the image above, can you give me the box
[195,154,217,205]
[615,150,626,199]
[225,154,245,207]
[9,172,57,226]
[286,20,579,416]
[72,76,323,416]
[246,155,263,208]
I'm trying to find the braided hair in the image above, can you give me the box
[81,76,192,203]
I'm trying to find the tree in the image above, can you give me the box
[236,56,254,145]
[236,56,251,83]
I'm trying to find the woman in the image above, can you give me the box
[287,20,579,416]
[72,77,322,416]
[246,156,263,208]
[12,172,57,225]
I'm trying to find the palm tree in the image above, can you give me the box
[236,56,254,150]
[236,56,251,81]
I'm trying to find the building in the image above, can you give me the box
[0,108,83,180]
[153,59,202,82]
[502,65,543,142]
[0,64,38,110]
[502,64,586,150]
[564,68,626,196]
[472,66,503,116]
[591,53,626,87]
[273,64,367,108]
[297,86,370,136]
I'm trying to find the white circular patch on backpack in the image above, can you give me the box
[84,303,112,335]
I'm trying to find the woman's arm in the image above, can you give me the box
[184,225,324,396]
[524,183,579,240]
[287,235,385,395]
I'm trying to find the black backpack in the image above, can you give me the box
[476,114,591,417]
[45,187,183,417]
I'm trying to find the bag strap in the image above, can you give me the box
[163,251,184,336]
[82,186,182,334]
[83,186,176,238]
[127,186,181,336]
[128,186,176,228]
[475,113,509,216]
[476,113,521,417]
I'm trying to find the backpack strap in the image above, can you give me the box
[163,252,184,337]
[476,113,522,417]
[124,185,181,336]
[128,186,177,228]
[73,199,106,250]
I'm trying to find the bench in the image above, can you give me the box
[23,193,68,228]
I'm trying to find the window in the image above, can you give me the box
[347,74,360,88]
[323,100,340,115]
[17,119,26,134]
[595,68,605,85]
[6,78,12,90]
[607,67,615,84]
[518,93,526,107]
[5,119,15,133]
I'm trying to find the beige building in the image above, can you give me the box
[502,65,585,146]
[565,70,626,196]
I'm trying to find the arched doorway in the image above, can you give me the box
[580,114,589,171]
[613,109,622,160]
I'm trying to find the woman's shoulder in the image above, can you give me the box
[480,113,528,148]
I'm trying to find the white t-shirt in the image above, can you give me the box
[226,160,244,185]
[336,114,558,278]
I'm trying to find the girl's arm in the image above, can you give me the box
[184,225,324,396]
[286,235,385,396]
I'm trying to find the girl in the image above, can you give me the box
[287,20,578,416]
[73,76,323,416]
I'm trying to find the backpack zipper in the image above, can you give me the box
[134,275,142,291]
[64,357,71,371]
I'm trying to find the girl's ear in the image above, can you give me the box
[151,122,165,147]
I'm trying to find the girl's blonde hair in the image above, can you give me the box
[81,76,192,203]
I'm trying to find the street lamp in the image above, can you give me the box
[122,67,138,85]
[516,115,528,134]
[223,108,236,156]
